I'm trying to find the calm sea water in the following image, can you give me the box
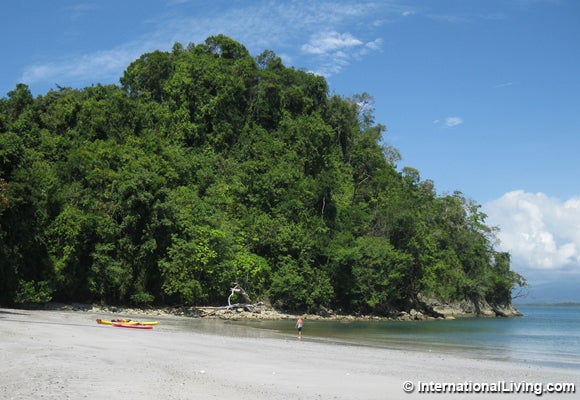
[226,305,580,369]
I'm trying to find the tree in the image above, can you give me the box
[121,50,174,101]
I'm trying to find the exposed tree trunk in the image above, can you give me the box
[228,282,252,305]
[201,283,261,316]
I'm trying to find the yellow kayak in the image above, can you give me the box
[96,318,159,326]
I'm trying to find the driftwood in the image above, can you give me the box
[200,283,262,317]
[228,282,252,306]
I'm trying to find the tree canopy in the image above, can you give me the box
[0,35,525,313]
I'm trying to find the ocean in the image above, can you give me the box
[225,305,580,370]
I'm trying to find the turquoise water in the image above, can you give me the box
[230,305,580,369]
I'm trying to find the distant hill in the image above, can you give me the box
[515,280,580,305]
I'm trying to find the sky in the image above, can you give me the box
[1,0,579,301]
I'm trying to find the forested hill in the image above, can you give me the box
[0,35,525,314]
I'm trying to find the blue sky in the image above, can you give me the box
[2,0,579,300]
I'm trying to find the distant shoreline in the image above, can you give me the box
[514,302,580,307]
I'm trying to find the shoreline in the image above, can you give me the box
[19,300,522,322]
[2,307,578,399]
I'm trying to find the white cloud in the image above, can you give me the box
[19,0,396,89]
[300,29,382,76]
[444,116,463,127]
[364,38,383,51]
[301,31,363,55]
[298,32,383,76]
[66,3,98,21]
[21,45,148,87]
[494,81,514,88]
[485,190,580,273]
[433,116,463,127]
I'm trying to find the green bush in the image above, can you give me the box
[14,280,53,304]
[130,291,155,305]
[269,258,333,312]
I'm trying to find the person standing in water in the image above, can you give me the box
[296,317,303,340]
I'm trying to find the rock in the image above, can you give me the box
[413,311,424,320]
[493,304,523,317]
[417,294,522,319]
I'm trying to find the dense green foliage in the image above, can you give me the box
[0,35,524,313]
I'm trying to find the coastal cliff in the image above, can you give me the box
[416,295,523,319]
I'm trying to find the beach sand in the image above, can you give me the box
[1,308,577,399]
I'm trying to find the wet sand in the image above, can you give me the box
[1,308,577,399]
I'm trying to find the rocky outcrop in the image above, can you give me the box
[417,294,523,319]
[492,303,523,317]
[37,299,522,322]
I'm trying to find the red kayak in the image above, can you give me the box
[112,322,153,330]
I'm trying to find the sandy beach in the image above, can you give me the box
[1,308,577,400]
